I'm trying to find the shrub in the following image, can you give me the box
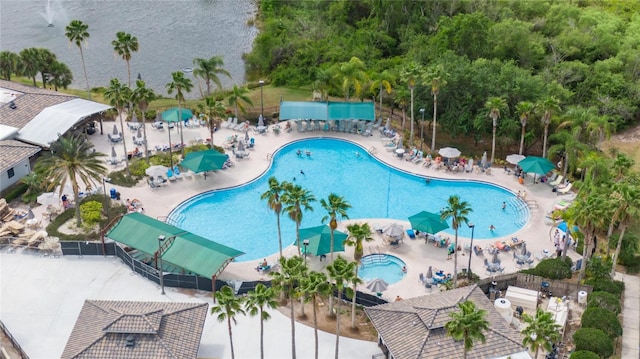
[1,182,28,202]
[587,291,622,314]
[128,158,150,177]
[79,200,103,227]
[585,256,612,280]
[581,307,622,340]
[584,278,624,298]
[570,351,600,359]
[524,258,572,279]
[573,328,614,358]
[108,170,140,187]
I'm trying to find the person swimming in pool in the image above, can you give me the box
[300,170,305,175]
[489,224,496,231]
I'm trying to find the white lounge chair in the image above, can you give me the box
[549,175,564,187]
[557,182,573,195]
[226,117,238,129]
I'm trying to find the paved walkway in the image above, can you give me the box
[615,272,639,358]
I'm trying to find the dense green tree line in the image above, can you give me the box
[0,48,72,90]
[246,0,640,154]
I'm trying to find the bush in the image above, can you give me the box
[585,256,612,280]
[581,307,622,340]
[573,328,614,358]
[570,351,600,359]
[79,201,103,227]
[523,258,572,279]
[128,158,150,177]
[584,278,624,298]
[587,291,622,314]
[619,251,640,274]
[1,182,28,202]
[108,170,140,187]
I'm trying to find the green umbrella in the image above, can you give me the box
[517,156,555,175]
[408,211,449,234]
[180,149,228,173]
[161,107,193,123]
[298,225,347,256]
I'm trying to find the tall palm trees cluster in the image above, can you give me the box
[0,47,73,91]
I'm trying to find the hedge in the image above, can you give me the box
[521,258,572,279]
[573,328,614,358]
[584,278,624,298]
[569,351,600,359]
[587,291,622,315]
[581,307,623,340]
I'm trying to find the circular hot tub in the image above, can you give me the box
[358,254,406,284]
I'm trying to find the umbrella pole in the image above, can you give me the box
[168,125,174,169]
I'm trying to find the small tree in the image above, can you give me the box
[210,286,245,359]
[569,351,600,359]
[587,291,622,314]
[445,300,489,359]
[580,307,622,340]
[245,283,278,359]
[573,328,614,358]
[521,308,561,359]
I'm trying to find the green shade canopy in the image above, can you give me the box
[162,107,193,123]
[279,101,374,121]
[180,149,228,173]
[517,156,555,175]
[408,211,450,234]
[297,225,347,256]
[106,212,244,279]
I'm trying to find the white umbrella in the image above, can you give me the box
[438,147,461,158]
[244,131,250,142]
[131,111,138,123]
[382,223,404,239]
[384,118,391,131]
[145,165,169,178]
[37,192,60,206]
[506,154,526,165]
[366,278,389,293]
[111,145,117,158]
[481,151,488,169]
[396,137,403,149]
[136,127,143,139]
[112,124,119,135]
[258,114,265,127]
[237,140,245,152]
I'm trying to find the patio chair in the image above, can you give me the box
[296,121,305,133]
[412,151,424,164]
[557,182,573,195]
[372,117,383,129]
[549,175,564,187]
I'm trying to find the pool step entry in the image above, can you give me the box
[506,197,530,229]
[361,254,391,266]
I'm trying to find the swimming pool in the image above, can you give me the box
[169,138,529,261]
[359,254,406,284]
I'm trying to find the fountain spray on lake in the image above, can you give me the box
[40,0,56,27]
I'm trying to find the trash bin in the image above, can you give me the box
[110,188,117,199]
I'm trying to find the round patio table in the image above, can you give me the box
[395,148,405,158]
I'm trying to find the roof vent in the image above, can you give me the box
[125,335,136,347]
[9,101,17,110]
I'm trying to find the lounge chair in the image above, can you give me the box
[549,175,564,187]
[413,151,424,164]
[406,229,416,239]
[372,117,383,129]
[226,117,238,129]
[296,121,305,133]
[557,182,573,195]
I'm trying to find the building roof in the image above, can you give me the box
[61,300,208,359]
[0,140,40,173]
[106,212,245,279]
[0,80,75,129]
[364,285,530,359]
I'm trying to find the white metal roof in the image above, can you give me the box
[0,123,19,140]
[16,98,112,147]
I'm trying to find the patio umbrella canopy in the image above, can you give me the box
[297,225,347,256]
[517,156,555,175]
[37,192,60,206]
[112,124,119,135]
[506,154,526,165]
[382,223,404,240]
[481,151,488,169]
[145,165,169,178]
[558,222,579,234]
[438,147,461,158]
[366,278,389,293]
[161,107,193,123]
[111,145,117,158]
[408,211,449,234]
[258,114,265,127]
[131,111,138,123]
[180,150,228,173]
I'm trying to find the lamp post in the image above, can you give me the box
[102,177,111,221]
[419,108,425,151]
[303,239,309,267]
[157,235,166,295]
[259,80,265,118]
[467,223,475,278]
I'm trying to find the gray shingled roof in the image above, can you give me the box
[0,140,40,173]
[61,300,208,359]
[365,285,529,359]
[0,80,75,129]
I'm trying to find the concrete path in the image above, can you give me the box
[0,250,380,359]
[615,272,639,358]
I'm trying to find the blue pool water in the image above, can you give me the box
[169,138,529,261]
[359,254,406,284]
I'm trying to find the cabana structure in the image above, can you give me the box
[279,101,375,121]
[106,213,244,294]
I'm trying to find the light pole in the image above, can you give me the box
[467,223,475,278]
[419,108,425,152]
[102,177,111,221]
[259,80,265,118]
[157,235,166,295]
[303,239,309,267]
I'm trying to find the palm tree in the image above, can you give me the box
[516,101,534,155]
[423,65,448,152]
[326,256,358,359]
[49,61,73,91]
[344,222,373,329]
[537,96,561,158]
[445,300,490,359]
[333,56,368,100]
[440,195,473,288]
[245,283,279,359]
[166,71,193,157]
[65,20,91,98]
[104,78,132,175]
[130,79,156,163]
[312,68,332,101]
[193,56,231,97]
[369,69,394,119]
[320,194,351,262]
[18,48,40,87]
[261,177,287,259]
[484,97,508,164]
[111,31,139,87]
[210,285,245,359]
[393,87,409,132]
[0,50,20,80]
[299,271,331,359]
[36,48,57,88]
[400,62,423,147]
[282,183,316,256]
[197,96,226,147]
[270,256,306,359]
[227,84,253,119]
[609,179,640,278]
[35,135,106,224]
[521,308,561,359]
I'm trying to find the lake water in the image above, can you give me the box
[0,0,258,97]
